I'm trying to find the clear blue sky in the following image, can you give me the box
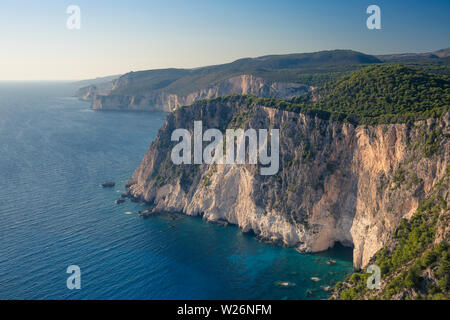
[0,0,448,80]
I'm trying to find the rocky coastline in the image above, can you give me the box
[123,96,449,270]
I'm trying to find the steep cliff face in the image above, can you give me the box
[126,98,449,270]
[91,75,311,112]
[331,173,449,300]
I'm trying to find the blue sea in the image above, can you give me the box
[0,82,353,300]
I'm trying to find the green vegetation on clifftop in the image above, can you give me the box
[111,50,381,96]
[191,64,449,125]
[313,65,449,122]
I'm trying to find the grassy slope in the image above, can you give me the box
[109,50,450,99]
[111,50,381,96]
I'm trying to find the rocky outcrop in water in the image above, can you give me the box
[125,96,449,270]
[75,80,115,101]
[76,85,100,101]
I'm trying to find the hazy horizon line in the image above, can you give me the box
[6,46,449,82]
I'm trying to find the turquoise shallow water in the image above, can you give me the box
[0,82,353,299]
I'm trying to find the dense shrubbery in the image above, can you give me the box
[315,65,449,120]
[421,127,444,157]
[193,64,449,125]
[289,64,450,124]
